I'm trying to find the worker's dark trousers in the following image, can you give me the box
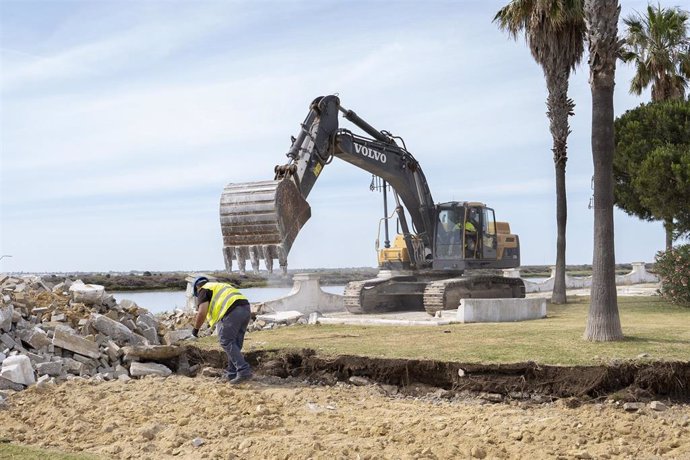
[217,304,252,379]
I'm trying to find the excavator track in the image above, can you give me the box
[423,275,525,316]
[343,275,426,314]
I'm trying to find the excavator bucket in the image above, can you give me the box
[219,179,311,275]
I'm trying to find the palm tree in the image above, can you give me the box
[494,0,586,304]
[583,0,623,341]
[621,3,690,250]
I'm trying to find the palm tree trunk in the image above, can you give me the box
[584,0,623,342]
[664,218,674,251]
[546,71,572,304]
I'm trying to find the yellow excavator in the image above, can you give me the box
[219,95,524,315]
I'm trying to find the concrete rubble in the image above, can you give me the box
[0,275,201,392]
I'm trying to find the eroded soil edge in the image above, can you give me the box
[187,347,690,401]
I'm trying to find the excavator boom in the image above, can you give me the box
[219,95,435,275]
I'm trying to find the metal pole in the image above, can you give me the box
[382,181,390,248]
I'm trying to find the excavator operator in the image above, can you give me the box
[464,209,480,258]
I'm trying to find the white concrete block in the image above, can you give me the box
[458,298,546,323]
[256,311,303,323]
[0,354,35,386]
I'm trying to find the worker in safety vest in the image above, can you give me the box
[192,276,253,384]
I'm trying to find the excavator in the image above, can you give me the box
[219,95,525,315]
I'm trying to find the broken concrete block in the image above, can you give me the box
[36,360,63,377]
[121,318,136,331]
[163,329,194,345]
[52,326,101,359]
[0,354,35,386]
[649,401,668,411]
[114,364,129,378]
[17,327,51,350]
[129,362,172,378]
[0,352,5,364]
[308,312,322,325]
[136,312,159,331]
[91,314,142,345]
[118,299,138,311]
[25,352,48,365]
[0,375,24,391]
[255,311,304,324]
[32,307,49,317]
[122,345,183,361]
[69,281,104,305]
[0,333,17,349]
[62,357,86,375]
[136,323,159,346]
[0,306,13,332]
[51,313,66,322]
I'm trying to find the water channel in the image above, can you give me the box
[112,286,346,314]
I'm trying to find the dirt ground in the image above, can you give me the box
[1,369,689,460]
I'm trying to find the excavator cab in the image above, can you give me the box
[433,203,503,265]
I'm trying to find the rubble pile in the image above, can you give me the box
[0,275,197,392]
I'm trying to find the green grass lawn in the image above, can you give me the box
[203,296,690,366]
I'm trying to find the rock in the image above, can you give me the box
[0,375,24,391]
[51,313,67,322]
[62,357,87,375]
[69,281,104,305]
[623,402,645,412]
[470,446,487,459]
[0,306,13,332]
[379,384,398,395]
[162,329,194,346]
[348,376,371,386]
[91,314,146,346]
[36,360,63,377]
[200,367,223,378]
[122,345,183,361]
[191,437,205,448]
[0,352,5,365]
[458,368,466,377]
[0,354,35,386]
[129,362,172,378]
[570,450,593,459]
[649,401,668,411]
[52,326,101,359]
[121,318,136,331]
[482,393,504,403]
[637,353,650,359]
[17,327,51,350]
[0,333,17,349]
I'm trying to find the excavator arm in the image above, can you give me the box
[220,95,436,275]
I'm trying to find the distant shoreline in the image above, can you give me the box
[16,264,652,292]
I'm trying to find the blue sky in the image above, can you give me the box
[0,0,678,273]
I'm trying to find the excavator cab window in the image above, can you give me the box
[435,207,464,259]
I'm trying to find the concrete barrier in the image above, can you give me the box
[458,298,546,323]
[505,262,659,293]
[256,273,345,315]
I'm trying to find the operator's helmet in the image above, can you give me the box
[192,276,209,297]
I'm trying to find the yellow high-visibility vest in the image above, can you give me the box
[201,282,248,328]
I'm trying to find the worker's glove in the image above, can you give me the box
[191,328,199,338]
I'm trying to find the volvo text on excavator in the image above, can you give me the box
[219,95,525,315]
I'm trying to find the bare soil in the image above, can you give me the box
[1,349,688,460]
